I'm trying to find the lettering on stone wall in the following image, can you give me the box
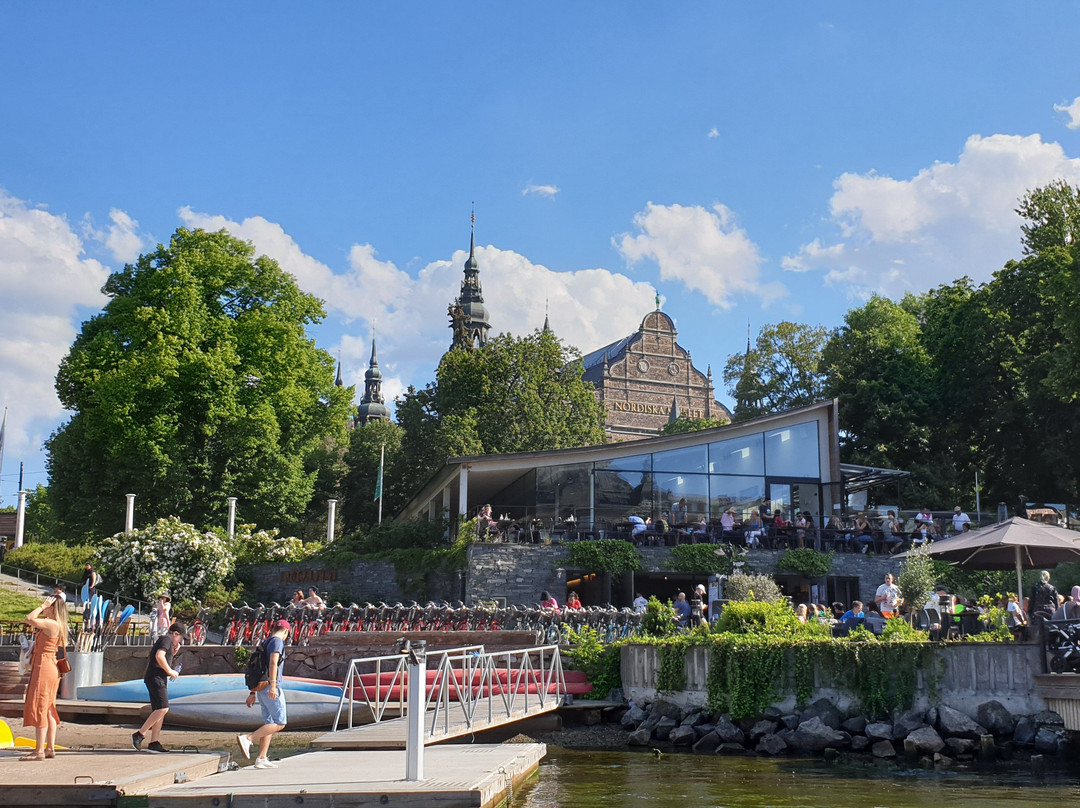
[279,569,339,583]
[611,400,704,418]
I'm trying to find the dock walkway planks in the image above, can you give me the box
[0,747,229,807]
[312,698,560,749]
[149,744,546,808]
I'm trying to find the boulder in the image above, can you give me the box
[652,700,684,720]
[780,714,800,730]
[694,723,716,740]
[763,706,783,721]
[628,727,652,746]
[893,709,927,738]
[713,716,746,745]
[871,740,897,758]
[653,716,678,741]
[1032,710,1065,727]
[749,720,778,742]
[936,705,987,739]
[1034,727,1065,754]
[776,728,795,746]
[865,722,894,741]
[1013,716,1038,746]
[756,734,788,755]
[944,737,977,756]
[976,700,1015,735]
[692,731,720,753]
[850,735,871,752]
[621,704,647,728]
[926,706,938,728]
[681,710,705,727]
[669,725,696,746]
[906,726,945,754]
[800,698,842,730]
[717,742,748,754]
[841,716,867,735]
[789,717,849,753]
[639,713,661,734]
[933,752,954,769]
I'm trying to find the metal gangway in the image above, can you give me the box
[312,642,566,752]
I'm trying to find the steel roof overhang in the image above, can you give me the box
[839,462,910,495]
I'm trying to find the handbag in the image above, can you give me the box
[56,646,72,675]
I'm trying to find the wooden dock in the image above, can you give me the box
[312,698,560,749]
[148,744,545,808]
[0,697,149,723]
[0,747,229,807]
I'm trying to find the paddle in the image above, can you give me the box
[110,605,135,646]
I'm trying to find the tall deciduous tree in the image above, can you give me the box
[47,228,353,538]
[391,329,607,505]
[340,419,406,530]
[723,322,828,420]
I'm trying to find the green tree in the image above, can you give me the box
[47,228,354,538]
[340,419,406,529]
[723,322,828,420]
[393,329,607,497]
[660,414,729,435]
[1017,180,1080,255]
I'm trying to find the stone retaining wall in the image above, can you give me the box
[246,560,459,605]
[621,641,1048,717]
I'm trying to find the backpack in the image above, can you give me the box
[244,640,270,691]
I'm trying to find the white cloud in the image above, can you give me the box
[522,184,559,199]
[1055,97,1080,130]
[177,207,657,410]
[0,189,110,483]
[81,208,149,264]
[707,127,719,139]
[783,133,1080,298]
[615,202,785,309]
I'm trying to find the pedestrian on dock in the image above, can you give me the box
[21,592,68,761]
[237,619,290,769]
[132,622,186,754]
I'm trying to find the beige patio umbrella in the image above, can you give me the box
[897,517,1080,598]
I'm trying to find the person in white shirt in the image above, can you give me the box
[951,507,971,533]
[632,592,648,613]
[302,588,325,609]
[875,573,902,618]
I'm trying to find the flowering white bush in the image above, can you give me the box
[95,517,235,602]
[228,524,321,566]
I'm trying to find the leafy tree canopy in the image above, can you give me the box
[47,228,354,539]
[660,414,729,435]
[723,321,828,420]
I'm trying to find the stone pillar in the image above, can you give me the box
[227,497,237,540]
[327,499,338,543]
[125,493,136,533]
[14,490,27,548]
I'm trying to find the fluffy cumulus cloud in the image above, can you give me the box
[783,133,1080,298]
[615,202,785,309]
[1055,97,1080,130]
[81,208,150,264]
[0,189,110,476]
[177,207,656,412]
[522,183,559,199]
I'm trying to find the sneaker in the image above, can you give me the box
[236,734,253,759]
[131,732,144,751]
[254,757,278,769]
[146,741,169,754]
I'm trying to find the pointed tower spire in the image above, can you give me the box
[335,356,343,388]
[356,332,391,426]
[449,207,491,351]
[669,396,682,423]
[543,298,551,333]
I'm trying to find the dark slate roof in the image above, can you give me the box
[581,333,634,371]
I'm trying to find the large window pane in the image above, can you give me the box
[764,421,820,478]
[711,475,766,521]
[594,470,653,525]
[536,463,591,522]
[652,445,708,474]
[595,454,652,473]
[709,433,764,476]
[653,472,709,524]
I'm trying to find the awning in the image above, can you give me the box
[839,462,910,495]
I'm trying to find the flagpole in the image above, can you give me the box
[377,443,385,525]
[0,407,7,505]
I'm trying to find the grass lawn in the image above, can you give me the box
[0,589,46,622]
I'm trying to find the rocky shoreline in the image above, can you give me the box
[610,697,1070,768]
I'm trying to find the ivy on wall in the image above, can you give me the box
[775,548,833,578]
[666,543,747,575]
[564,539,643,574]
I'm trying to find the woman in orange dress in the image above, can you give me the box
[22,593,68,760]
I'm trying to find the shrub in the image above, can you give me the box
[224,524,321,566]
[565,540,642,574]
[775,548,833,578]
[897,543,936,612]
[723,572,782,602]
[714,599,804,637]
[563,625,622,699]
[4,542,96,587]
[641,596,677,638]
[94,517,234,602]
[667,543,743,575]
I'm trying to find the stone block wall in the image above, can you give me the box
[246,559,459,606]
[464,544,568,605]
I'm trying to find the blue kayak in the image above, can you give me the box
[78,673,343,701]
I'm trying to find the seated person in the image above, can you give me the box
[881,510,904,552]
[795,603,808,624]
[303,587,325,608]
[673,592,691,628]
[830,602,846,621]
[915,506,934,525]
[670,498,688,526]
[909,522,930,548]
[744,510,764,548]
[477,504,498,539]
[540,590,560,613]
[853,512,875,553]
[840,600,865,622]
[772,510,789,547]
[692,517,709,541]
[565,591,583,611]
[628,515,647,542]
[720,508,736,537]
[1005,593,1028,626]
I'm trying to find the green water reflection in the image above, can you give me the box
[515,747,1080,808]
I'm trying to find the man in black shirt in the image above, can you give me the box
[131,622,185,753]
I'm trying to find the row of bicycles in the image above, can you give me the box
[221,601,644,647]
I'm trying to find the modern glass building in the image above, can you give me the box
[397,400,847,534]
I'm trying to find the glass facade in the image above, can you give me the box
[480,418,826,531]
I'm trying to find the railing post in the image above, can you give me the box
[402,639,427,781]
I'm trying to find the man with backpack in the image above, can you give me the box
[236,619,290,769]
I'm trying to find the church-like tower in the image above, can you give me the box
[449,223,491,351]
[356,336,391,426]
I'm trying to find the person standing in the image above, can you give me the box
[21,593,69,760]
[875,573,902,618]
[132,622,185,753]
[951,506,971,533]
[670,498,688,526]
[150,595,172,642]
[632,592,648,613]
[80,563,99,607]
[236,620,291,769]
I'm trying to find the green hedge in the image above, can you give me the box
[4,542,95,587]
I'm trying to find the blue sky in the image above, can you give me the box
[2,3,1080,506]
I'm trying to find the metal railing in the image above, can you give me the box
[0,562,151,616]
[332,643,566,741]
